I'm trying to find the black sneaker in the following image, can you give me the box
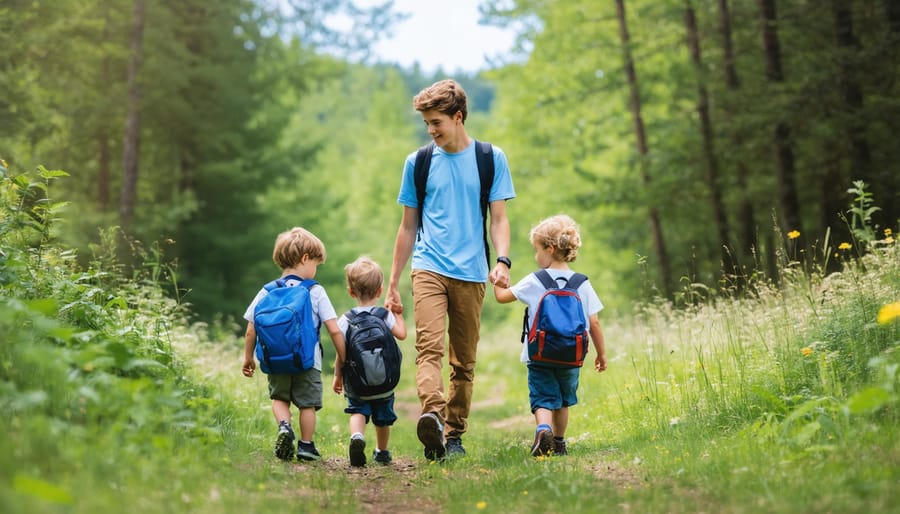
[530,428,554,457]
[274,421,295,461]
[417,413,445,461]
[445,437,466,458]
[349,436,367,467]
[553,438,567,456]
[373,449,392,465]
[296,440,321,461]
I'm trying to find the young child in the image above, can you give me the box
[334,256,407,467]
[492,214,607,457]
[241,227,346,462]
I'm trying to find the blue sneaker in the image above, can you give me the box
[373,449,392,465]
[296,440,321,461]
[530,428,553,457]
[274,421,295,461]
[417,413,445,461]
[349,436,367,467]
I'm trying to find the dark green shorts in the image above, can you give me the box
[267,369,323,410]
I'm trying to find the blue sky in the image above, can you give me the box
[361,0,517,73]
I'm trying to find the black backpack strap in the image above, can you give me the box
[413,142,435,240]
[474,140,494,267]
[534,269,558,290]
[564,273,588,292]
[370,306,390,321]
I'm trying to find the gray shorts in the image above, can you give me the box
[267,369,323,410]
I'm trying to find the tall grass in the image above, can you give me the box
[2,166,898,513]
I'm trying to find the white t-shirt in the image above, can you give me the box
[244,277,337,371]
[509,269,603,363]
[337,306,399,336]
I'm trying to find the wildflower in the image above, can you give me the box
[476,501,487,510]
[885,228,893,237]
[787,230,800,239]
[885,236,895,244]
[838,242,852,250]
[0,158,7,169]
[877,302,900,325]
[801,347,813,356]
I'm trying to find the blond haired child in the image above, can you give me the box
[241,227,346,461]
[493,214,607,456]
[334,256,407,466]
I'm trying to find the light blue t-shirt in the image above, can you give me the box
[397,140,516,282]
[244,278,338,371]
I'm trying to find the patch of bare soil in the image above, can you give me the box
[319,456,441,514]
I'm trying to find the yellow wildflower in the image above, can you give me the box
[877,302,900,325]
[885,228,893,237]
[476,501,487,509]
[0,158,7,169]
[838,242,852,250]
[801,347,813,356]
[787,230,800,239]
[885,236,895,244]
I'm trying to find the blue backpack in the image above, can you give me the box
[341,307,402,400]
[253,275,320,374]
[522,269,590,368]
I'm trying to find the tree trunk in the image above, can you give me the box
[828,0,876,237]
[685,1,734,277]
[718,0,758,265]
[757,0,803,237]
[120,0,146,228]
[615,0,673,298]
[98,135,110,208]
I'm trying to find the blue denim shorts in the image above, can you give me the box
[344,394,398,427]
[527,364,580,412]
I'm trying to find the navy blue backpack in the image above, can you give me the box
[253,275,320,374]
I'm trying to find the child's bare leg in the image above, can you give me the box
[298,407,316,441]
[551,407,569,438]
[534,407,553,428]
[375,425,390,451]
[272,400,291,424]
[349,413,367,438]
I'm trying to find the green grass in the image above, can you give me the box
[2,169,899,513]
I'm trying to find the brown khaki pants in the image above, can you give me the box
[411,270,485,439]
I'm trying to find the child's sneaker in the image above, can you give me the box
[349,435,367,467]
[274,421,295,461]
[553,437,568,456]
[373,449,392,465]
[417,412,446,461]
[530,427,554,457]
[296,440,321,461]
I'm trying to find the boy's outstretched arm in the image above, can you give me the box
[386,207,417,315]
[323,318,346,394]
[392,311,407,341]
[493,283,517,304]
[241,322,257,377]
[589,314,607,372]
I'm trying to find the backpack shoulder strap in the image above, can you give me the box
[370,306,390,321]
[299,279,318,291]
[474,140,494,266]
[534,269,558,290]
[414,142,435,237]
[564,273,588,292]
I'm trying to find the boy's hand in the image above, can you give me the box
[332,372,343,394]
[241,358,256,377]
[594,354,607,372]
[385,288,403,315]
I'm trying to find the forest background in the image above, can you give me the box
[3,0,898,328]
